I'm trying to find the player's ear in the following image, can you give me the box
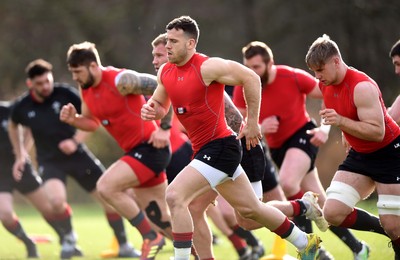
[26,78,32,88]
[187,38,196,50]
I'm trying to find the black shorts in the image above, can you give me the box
[270,121,318,173]
[0,157,41,194]
[261,150,279,193]
[125,142,171,176]
[338,135,400,184]
[240,137,265,182]
[194,135,242,177]
[166,141,192,184]
[39,145,105,192]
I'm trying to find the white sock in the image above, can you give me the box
[284,225,308,250]
[174,247,191,260]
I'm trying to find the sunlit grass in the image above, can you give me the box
[0,198,393,259]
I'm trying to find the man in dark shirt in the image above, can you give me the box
[8,59,140,259]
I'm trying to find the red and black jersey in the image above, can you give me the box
[160,53,233,154]
[82,66,157,152]
[320,67,400,153]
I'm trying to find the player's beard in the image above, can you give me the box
[260,70,269,87]
[80,72,95,89]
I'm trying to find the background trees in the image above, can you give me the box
[2,0,399,197]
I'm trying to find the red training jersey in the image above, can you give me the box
[160,53,233,154]
[320,67,400,153]
[233,65,316,148]
[82,66,157,152]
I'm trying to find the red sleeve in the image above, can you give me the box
[232,85,246,108]
[294,68,318,94]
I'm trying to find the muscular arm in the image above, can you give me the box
[322,82,384,141]
[60,98,100,132]
[223,92,243,134]
[116,70,158,96]
[201,58,261,127]
[201,58,261,149]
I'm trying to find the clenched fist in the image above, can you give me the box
[60,103,77,125]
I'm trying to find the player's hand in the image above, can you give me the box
[12,159,26,182]
[60,103,77,125]
[260,115,279,134]
[141,102,156,121]
[58,138,78,155]
[148,127,171,148]
[320,108,342,126]
[237,121,262,150]
[307,128,328,147]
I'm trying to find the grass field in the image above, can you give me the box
[0,198,394,260]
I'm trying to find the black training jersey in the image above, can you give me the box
[0,101,13,158]
[10,83,81,162]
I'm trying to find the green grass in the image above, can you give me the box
[0,199,394,260]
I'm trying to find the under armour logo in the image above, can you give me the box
[333,93,339,98]
[134,152,142,159]
[178,76,184,81]
[397,176,400,182]
[299,138,306,145]
[28,111,36,118]
[203,155,211,161]
[394,143,400,149]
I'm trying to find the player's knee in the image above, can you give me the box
[96,176,115,200]
[323,206,345,226]
[235,204,257,220]
[324,181,360,225]
[165,186,183,210]
[279,179,297,195]
[377,195,400,238]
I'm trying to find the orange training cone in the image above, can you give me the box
[260,235,297,260]
[100,236,119,258]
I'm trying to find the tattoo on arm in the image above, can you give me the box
[224,95,243,134]
[117,71,157,95]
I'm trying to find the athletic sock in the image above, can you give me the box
[3,217,32,244]
[273,217,308,250]
[227,233,247,254]
[329,225,362,253]
[232,224,259,247]
[339,207,387,236]
[288,191,312,233]
[129,211,156,240]
[172,232,193,260]
[44,204,74,243]
[106,212,128,245]
[391,237,400,259]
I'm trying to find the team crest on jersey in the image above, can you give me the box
[28,110,36,118]
[52,101,61,114]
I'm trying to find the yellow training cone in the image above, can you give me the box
[260,235,297,260]
[100,236,119,258]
